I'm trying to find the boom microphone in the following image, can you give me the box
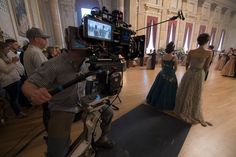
[169,10,185,21]
[135,10,185,32]
[178,10,185,20]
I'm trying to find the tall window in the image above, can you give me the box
[196,25,206,47]
[166,20,177,44]
[199,25,206,34]
[184,28,190,52]
[146,20,155,54]
[183,23,193,52]
[209,27,216,45]
[145,16,158,54]
[81,8,91,18]
[169,24,173,42]
[75,0,99,25]
[217,30,225,51]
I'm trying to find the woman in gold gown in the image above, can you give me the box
[174,33,213,127]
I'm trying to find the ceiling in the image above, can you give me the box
[218,0,236,10]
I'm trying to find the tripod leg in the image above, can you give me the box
[117,95,122,103]
[112,104,119,110]
[111,95,122,110]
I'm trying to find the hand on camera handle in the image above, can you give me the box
[30,72,96,105]
[30,88,52,105]
[12,56,19,63]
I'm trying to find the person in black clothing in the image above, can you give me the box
[151,49,157,70]
[20,41,29,65]
[205,45,214,81]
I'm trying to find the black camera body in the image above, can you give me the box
[65,7,136,97]
[65,6,137,58]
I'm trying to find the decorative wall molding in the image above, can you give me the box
[0,0,16,39]
[144,3,163,13]
[187,0,198,15]
[221,7,228,14]
[185,12,197,19]
[167,9,178,15]
[200,1,210,17]
[59,0,76,33]
[230,10,236,17]
[169,0,180,10]
[198,0,206,7]
[210,3,217,11]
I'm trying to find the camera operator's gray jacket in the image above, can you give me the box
[28,52,89,113]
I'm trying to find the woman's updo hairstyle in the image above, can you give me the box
[165,41,175,54]
[197,33,210,46]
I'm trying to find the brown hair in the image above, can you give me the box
[0,41,11,63]
[197,33,210,46]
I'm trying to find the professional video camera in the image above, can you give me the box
[65,7,137,98]
[66,6,137,59]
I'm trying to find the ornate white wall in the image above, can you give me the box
[130,0,236,51]
[0,0,16,40]
[0,0,236,49]
[225,14,236,48]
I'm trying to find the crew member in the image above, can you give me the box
[22,48,114,157]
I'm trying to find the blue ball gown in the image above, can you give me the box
[146,60,177,110]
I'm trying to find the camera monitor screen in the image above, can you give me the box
[84,17,112,41]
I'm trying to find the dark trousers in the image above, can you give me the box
[46,106,113,157]
[18,76,32,108]
[85,81,93,95]
[4,81,21,115]
[47,111,74,157]
[151,54,156,70]
[205,71,209,81]
[43,103,50,132]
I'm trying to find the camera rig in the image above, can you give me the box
[64,6,185,101]
[66,6,137,60]
[65,7,138,100]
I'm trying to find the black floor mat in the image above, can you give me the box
[97,104,191,157]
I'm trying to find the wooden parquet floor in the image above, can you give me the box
[0,62,235,157]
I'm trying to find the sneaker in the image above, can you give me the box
[93,139,115,149]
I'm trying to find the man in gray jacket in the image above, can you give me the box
[24,27,50,131]
[24,27,49,76]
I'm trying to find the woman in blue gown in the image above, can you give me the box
[146,42,178,110]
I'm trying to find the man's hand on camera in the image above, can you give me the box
[30,88,52,105]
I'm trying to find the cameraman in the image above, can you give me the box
[22,49,114,157]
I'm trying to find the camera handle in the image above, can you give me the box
[135,10,185,32]
[49,72,95,95]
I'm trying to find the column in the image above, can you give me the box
[118,0,124,13]
[59,0,76,31]
[49,0,64,48]
[129,0,137,30]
